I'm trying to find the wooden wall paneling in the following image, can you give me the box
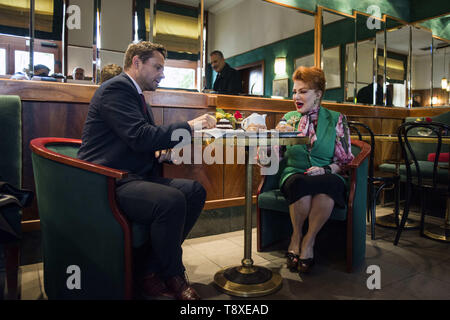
[408,106,450,117]
[21,101,90,221]
[163,107,206,125]
[381,118,403,135]
[163,162,224,201]
[152,107,163,125]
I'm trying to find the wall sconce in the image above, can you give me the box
[431,96,439,105]
[441,78,448,90]
[274,57,286,76]
[441,48,448,89]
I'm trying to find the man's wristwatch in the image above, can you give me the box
[323,165,332,174]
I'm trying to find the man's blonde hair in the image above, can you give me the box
[123,41,167,70]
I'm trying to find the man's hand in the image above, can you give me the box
[188,114,216,130]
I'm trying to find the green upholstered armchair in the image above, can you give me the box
[30,137,144,299]
[256,140,371,273]
[0,95,23,299]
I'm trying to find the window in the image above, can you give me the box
[0,48,5,75]
[15,50,54,74]
[159,66,196,89]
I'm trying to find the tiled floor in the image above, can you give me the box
[11,207,450,300]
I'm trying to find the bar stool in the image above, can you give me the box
[348,121,400,240]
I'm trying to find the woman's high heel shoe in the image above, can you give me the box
[298,257,315,273]
[285,252,300,272]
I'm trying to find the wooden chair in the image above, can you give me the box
[394,121,450,245]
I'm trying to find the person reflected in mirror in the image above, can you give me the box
[33,64,50,77]
[210,50,242,95]
[356,75,392,106]
[72,67,85,80]
[275,66,354,274]
[412,94,422,107]
[78,41,215,300]
[100,63,123,84]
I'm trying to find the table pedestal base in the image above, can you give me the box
[376,213,419,229]
[423,223,450,242]
[214,265,282,298]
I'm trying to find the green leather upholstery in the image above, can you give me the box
[257,141,369,272]
[0,95,22,239]
[31,139,141,299]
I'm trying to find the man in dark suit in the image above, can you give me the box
[356,75,393,106]
[211,50,242,95]
[78,41,215,300]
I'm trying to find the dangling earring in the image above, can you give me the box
[313,97,319,107]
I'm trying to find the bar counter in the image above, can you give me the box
[1,79,449,230]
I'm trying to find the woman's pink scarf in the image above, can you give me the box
[297,105,320,148]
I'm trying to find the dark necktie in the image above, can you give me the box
[140,94,147,116]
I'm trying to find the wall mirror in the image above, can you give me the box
[376,18,409,107]
[431,37,450,106]
[66,0,204,86]
[410,26,433,107]
[207,0,315,97]
[0,0,63,78]
[144,0,203,91]
[67,0,133,84]
[321,8,355,103]
[348,12,385,105]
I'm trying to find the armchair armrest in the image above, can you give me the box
[344,140,371,170]
[30,137,128,179]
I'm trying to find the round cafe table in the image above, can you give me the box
[193,130,308,297]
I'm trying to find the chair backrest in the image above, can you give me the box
[30,137,132,299]
[397,121,450,189]
[0,95,23,240]
[348,121,374,180]
[0,95,21,188]
[404,111,450,160]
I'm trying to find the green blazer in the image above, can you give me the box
[279,107,342,188]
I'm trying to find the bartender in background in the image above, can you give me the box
[210,50,242,95]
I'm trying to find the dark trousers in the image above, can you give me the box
[116,176,206,279]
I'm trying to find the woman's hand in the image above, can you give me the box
[255,145,279,168]
[155,149,173,163]
[304,166,325,176]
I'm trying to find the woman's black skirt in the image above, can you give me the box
[280,173,347,208]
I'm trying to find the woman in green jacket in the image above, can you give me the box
[280,66,354,273]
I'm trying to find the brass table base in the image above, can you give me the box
[214,265,282,298]
[376,213,420,229]
[423,223,450,243]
